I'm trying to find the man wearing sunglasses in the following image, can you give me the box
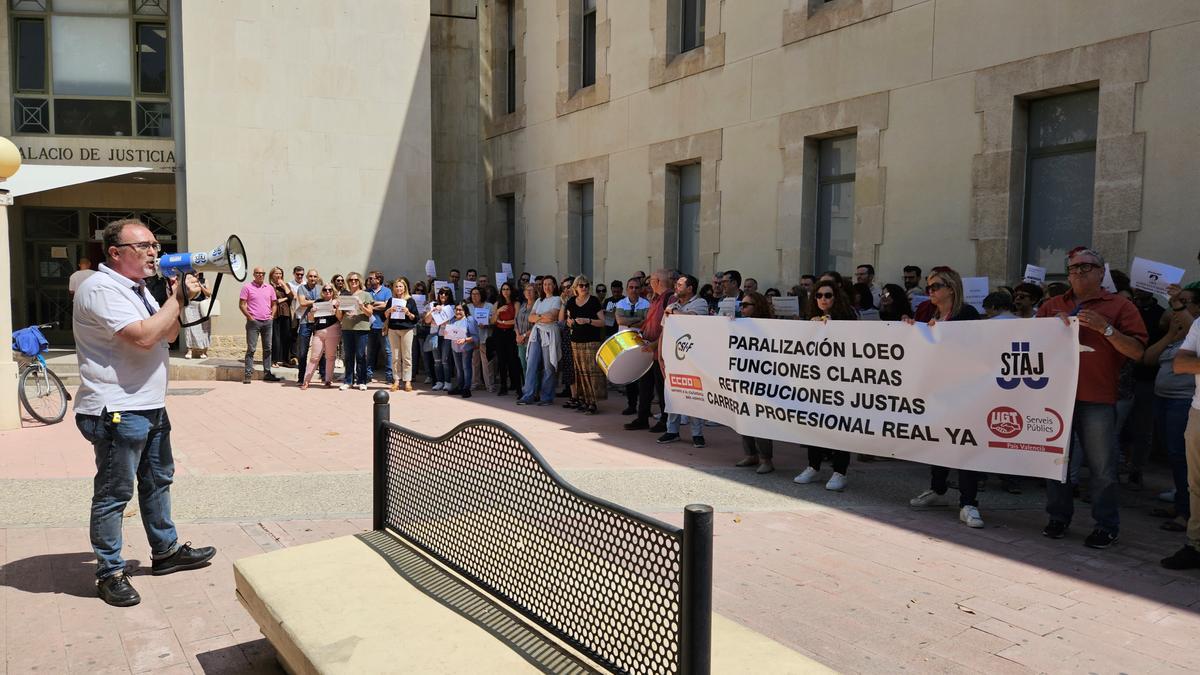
[72,219,216,607]
[295,269,323,383]
[1036,247,1147,549]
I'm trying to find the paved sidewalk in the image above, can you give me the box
[2,378,1199,673]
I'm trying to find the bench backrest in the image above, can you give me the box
[372,393,712,675]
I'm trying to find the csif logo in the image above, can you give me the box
[987,406,1023,438]
[674,333,694,361]
[996,341,1048,390]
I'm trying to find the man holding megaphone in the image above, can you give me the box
[72,219,221,607]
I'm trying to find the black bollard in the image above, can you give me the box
[372,390,390,531]
[680,503,713,675]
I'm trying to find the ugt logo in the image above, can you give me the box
[996,342,1048,390]
[674,334,694,361]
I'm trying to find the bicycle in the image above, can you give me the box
[12,323,69,425]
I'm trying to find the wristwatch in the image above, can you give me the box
[1103,324,1114,337]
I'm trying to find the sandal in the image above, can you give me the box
[562,399,580,409]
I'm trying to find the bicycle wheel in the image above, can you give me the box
[18,365,68,425]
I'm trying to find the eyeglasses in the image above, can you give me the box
[926,282,948,293]
[1066,263,1099,275]
[347,278,361,284]
[815,292,834,299]
[253,271,266,276]
[114,241,161,253]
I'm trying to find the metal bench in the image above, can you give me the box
[235,392,823,674]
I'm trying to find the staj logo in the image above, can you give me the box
[987,407,1023,438]
[996,341,1048,390]
[674,333,694,361]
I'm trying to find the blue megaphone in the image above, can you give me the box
[157,234,248,283]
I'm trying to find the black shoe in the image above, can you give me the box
[692,435,706,448]
[517,399,532,406]
[461,391,472,399]
[585,405,598,415]
[649,421,667,433]
[498,388,508,396]
[620,407,637,416]
[1161,545,1200,570]
[151,542,217,576]
[563,399,580,409]
[624,418,649,430]
[657,433,680,444]
[97,573,141,607]
[262,372,281,383]
[242,374,252,384]
[1083,529,1118,549]
[1042,520,1068,539]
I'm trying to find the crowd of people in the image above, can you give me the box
[220,247,1200,569]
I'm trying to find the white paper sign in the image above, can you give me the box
[432,304,455,326]
[388,299,408,318]
[433,280,453,300]
[444,324,467,341]
[962,277,989,312]
[771,296,800,318]
[1130,257,1184,295]
[313,301,335,318]
[472,306,491,325]
[495,272,510,288]
[1101,263,1117,293]
[717,298,740,317]
[909,294,931,308]
[662,315,1081,481]
[425,259,437,277]
[1022,265,1046,285]
[462,280,477,298]
[411,294,426,309]
[337,295,360,312]
[501,262,513,276]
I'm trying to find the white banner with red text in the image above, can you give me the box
[661,315,1080,481]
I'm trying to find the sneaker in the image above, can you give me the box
[657,433,680,444]
[262,372,281,383]
[536,400,553,406]
[423,376,432,384]
[624,418,650,430]
[338,384,350,391]
[183,352,192,359]
[1084,529,1118,549]
[959,505,984,528]
[151,542,217,575]
[1158,489,1177,503]
[1042,520,1068,539]
[461,391,472,399]
[516,398,532,405]
[1161,545,1200,570]
[909,489,949,508]
[242,374,252,384]
[649,421,668,433]
[620,407,637,415]
[432,382,444,391]
[692,435,706,448]
[357,384,367,391]
[793,467,819,484]
[825,472,848,492]
[97,573,141,607]
[755,460,775,474]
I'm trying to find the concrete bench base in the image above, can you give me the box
[235,531,831,674]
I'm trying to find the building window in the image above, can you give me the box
[504,1,517,115]
[9,0,171,137]
[580,0,597,89]
[1022,89,1099,270]
[815,135,856,274]
[500,195,516,265]
[679,0,705,53]
[675,163,701,274]
[574,181,595,278]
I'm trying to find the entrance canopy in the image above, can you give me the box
[4,164,151,198]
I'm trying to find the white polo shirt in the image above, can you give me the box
[72,263,169,415]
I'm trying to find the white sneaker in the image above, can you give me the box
[432,382,444,391]
[793,467,819,484]
[183,352,192,359]
[825,472,847,492]
[909,489,949,507]
[357,384,367,391]
[423,376,432,384]
[959,505,984,528]
[339,384,350,391]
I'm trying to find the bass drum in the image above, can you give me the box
[595,330,654,385]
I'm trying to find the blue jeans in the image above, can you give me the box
[1046,402,1120,534]
[342,329,369,385]
[453,347,474,391]
[77,410,179,580]
[1157,396,1193,519]
[519,337,556,403]
[296,322,322,383]
[667,413,703,437]
[366,327,393,383]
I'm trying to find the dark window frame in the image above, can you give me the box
[580,0,597,89]
[815,135,857,275]
[679,0,705,54]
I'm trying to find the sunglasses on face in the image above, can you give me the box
[815,292,834,299]
[926,283,948,293]
[322,287,334,292]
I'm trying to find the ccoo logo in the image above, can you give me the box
[996,342,1049,390]
[987,406,1023,438]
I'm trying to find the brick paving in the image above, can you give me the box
[2,378,1199,673]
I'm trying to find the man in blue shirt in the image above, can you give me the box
[366,270,393,384]
[294,268,323,383]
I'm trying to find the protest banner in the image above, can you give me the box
[661,315,1079,480]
